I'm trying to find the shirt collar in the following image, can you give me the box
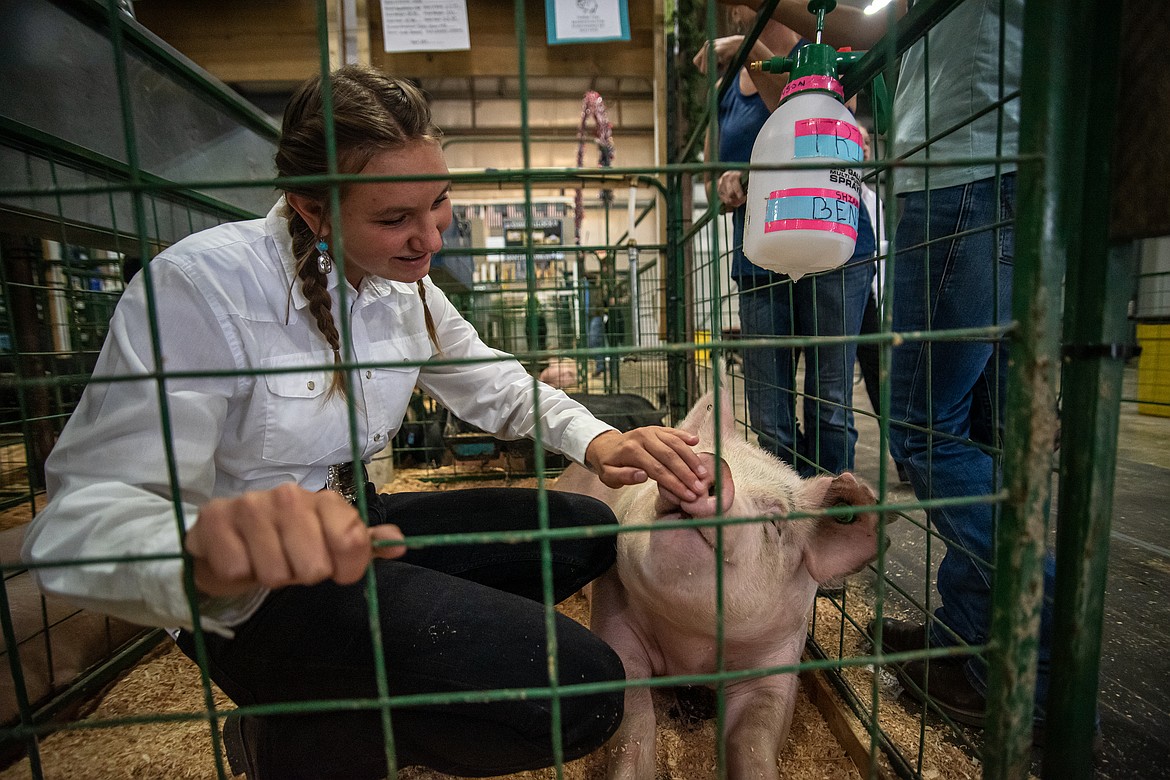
[361,275,417,299]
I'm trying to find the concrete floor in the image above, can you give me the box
[848,364,1170,778]
[1082,368,1170,778]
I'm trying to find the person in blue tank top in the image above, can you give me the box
[695,4,876,477]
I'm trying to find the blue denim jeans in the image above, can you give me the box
[736,256,874,477]
[888,173,1054,716]
[587,315,606,375]
[177,487,623,779]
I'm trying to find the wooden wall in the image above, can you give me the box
[371,0,655,79]
[134,0,324,87]
[134,0,656,87]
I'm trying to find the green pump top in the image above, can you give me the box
[749,0,890,131]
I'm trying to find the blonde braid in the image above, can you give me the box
[290,225,347,397]
[416,280,441,353]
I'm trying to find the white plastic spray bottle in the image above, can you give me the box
[742,0,868,280]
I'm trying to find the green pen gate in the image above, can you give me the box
[0,0,1154,778]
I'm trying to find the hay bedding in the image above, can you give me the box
[0,467,979,779]
[0,496,41,534]
[805,594,984,780]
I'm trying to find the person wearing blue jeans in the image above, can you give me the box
[587,311,606,377]
[887,172,1055,726]
[737,220,875,477]
[738,0,1062,741]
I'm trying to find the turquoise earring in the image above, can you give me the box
[316,239,333,274]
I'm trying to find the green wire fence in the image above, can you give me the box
[0,0,1138,778]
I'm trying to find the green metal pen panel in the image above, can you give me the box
[0,0,1137,778]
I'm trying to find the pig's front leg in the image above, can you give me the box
[722,675,799,780]
[590,571,658,780]
[604,685,656,780]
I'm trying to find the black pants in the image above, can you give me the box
[177,487,623,779]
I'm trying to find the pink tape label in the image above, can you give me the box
[780,75,844,101]
[767,187,859,207]
[763,219,858,240]
[793,118,863,146]
[792,118,864,162]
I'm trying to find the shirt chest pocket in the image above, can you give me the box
[260,352,351,466]
[364,365,421,442]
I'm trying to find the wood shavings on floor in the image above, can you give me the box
[0,643,235,780]
[0,609,857,780]
[807,592,987,780]
[0,496,40,534]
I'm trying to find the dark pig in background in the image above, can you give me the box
[553,389,881,780]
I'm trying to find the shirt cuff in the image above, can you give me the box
[561,415,617,466]
[195,588,271,637]
[140,556,269,638]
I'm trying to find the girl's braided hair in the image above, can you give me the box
[277,65,443,396]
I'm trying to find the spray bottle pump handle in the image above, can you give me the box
[806,0,837,42]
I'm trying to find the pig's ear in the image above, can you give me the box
[676,388,736,439]
[801,473,881,584]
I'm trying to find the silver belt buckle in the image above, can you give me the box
[325,461,362,504]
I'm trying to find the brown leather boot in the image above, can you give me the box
[869,618,987,728]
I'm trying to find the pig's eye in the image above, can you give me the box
[832,500,856,524]
[706,403,713,411]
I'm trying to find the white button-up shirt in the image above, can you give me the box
[22,200,613,635]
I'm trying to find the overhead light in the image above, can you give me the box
[864,0,894,14]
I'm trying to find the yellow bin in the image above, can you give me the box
[694,329,711,365]
[1137,323,1170,417]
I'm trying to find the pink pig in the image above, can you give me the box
[553,389,880,780]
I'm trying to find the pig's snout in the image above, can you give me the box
[654,452,734,518]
